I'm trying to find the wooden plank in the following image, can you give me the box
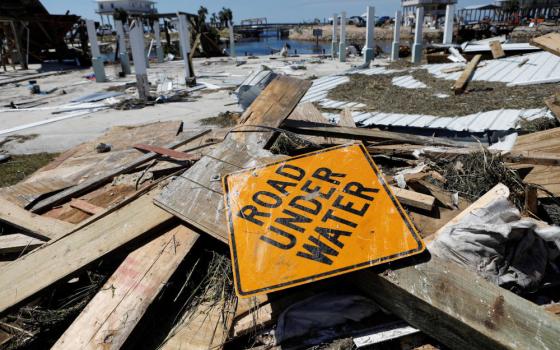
[504,150,560,166]
[530,32,560,57]
[0,196,74,240]
[0,234,44,254]
[69,199,104,215]
[390,186,435,211]
[133,144,200,161]
[339,108,357,128]
[30,129,211,213]
[283,120,465,148]
[453,54,482,95]
[353,184,560,350]
[53,225,199,350]
[155,77,311,243]
[161,298,236,350]
[544,96,560,123]
[288,102,338,145]
[489,41,506,59]
[545,303,560,316]
[0,190,174,313]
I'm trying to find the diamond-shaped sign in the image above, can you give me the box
[223,143,425,297]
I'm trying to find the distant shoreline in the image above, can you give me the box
[288,25,443,43]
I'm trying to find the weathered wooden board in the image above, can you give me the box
[0,190,174,313]
[544,96,560,123]
[283,120,464,148]
[0,122,186,208]
[489,41,505,59]
[530,32,560,57]
[0,196,74,240]
[31,129,210,213]
[453,54,482,94]
[288,102,338,145]
[339,108,357,128]
[160,298,236,350]
[155,76,311,243]
[0,234,44,254]
[356,184,560,349]
[389,186,435,211]
[69,199,104,215]
[133,144,200,161]
[53,225,199,350]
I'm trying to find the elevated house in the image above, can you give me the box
[95,0,158,28]
[402,0,458,25]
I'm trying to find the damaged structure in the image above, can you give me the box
[1,3,560,350]
[0,0,80,69]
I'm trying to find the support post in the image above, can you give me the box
[363,6,375,66]
[86,19,106,82]
[228,22,236,60]
[391,11,402,61]
[154,20,164,63]
[331,13,338,58]
[412,6,424,64]
[177,13,195,86]
[339,11,347,62]
[443,4,455,45]
[114,20,131,75]
[10,21,28,70]
[129,19,150,100]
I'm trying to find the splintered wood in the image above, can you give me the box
[530,32,560,57]
[453,54,482,95]
[0,191,173,313]
[53,225,199,350]
[155,76,312,243]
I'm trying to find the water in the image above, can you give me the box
[232,30,399,57]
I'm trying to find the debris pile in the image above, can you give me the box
[2,32,560,350]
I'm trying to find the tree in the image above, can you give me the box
[197,6,208,31]
[210,12,218,27]
[218,7,233,28]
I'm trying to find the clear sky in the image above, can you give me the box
[42,0,488,22]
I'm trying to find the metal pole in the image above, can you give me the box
[339,11,347,62]
[114,19,131,74]
[363,6,375,66]
[129,19,149,100]
[86,19,106,82]
[443,4,455,45]
[332,13,338,58]
[412,6,424,64]
[391,11,402,61]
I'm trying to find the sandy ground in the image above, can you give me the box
[0,54,362,154]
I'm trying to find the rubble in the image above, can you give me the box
[2,14,560,350]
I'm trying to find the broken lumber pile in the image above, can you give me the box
[0,75,560,350]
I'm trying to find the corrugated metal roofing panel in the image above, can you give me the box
[392,75,427,89]
[463,43,539,53]
[347,108,548,132]
[425,52,560,86]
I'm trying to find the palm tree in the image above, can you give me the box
[197,6,208,31]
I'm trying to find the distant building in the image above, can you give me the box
[401,0,458,25]
[95,0,157,16]
[494,0,560,19]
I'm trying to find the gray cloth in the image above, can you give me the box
[430,198,560,293]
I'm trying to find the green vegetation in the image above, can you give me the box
[0,153,59,188]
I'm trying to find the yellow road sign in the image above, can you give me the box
[223,143,425,297]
